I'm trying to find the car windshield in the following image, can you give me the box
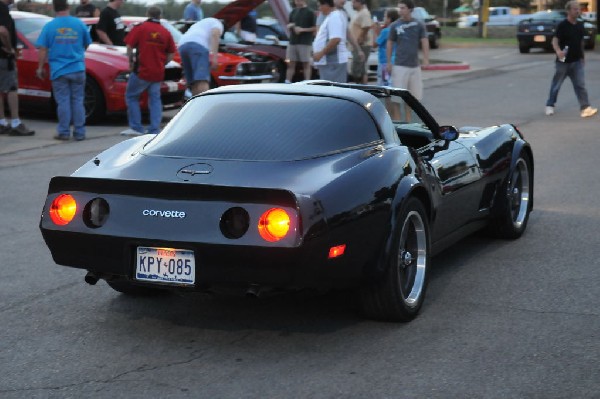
[143,93,381,161]
[15,16,51,43]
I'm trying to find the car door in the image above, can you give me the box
[388,89,483,240]
[13,14,53,103]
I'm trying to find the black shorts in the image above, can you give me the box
[0,58,18,93]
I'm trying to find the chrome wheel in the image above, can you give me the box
[359,197,430,321]
[508,157,530,230]
[397,210,427,307]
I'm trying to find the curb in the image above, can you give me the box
[423,62,470,71]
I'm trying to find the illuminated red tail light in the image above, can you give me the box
[49,194,77,225]
[328,244,346,259]
[258,208,290,242]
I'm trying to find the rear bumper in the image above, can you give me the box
[41,230,366,291]
[517,33,553,48]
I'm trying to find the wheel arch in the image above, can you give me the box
[368,177,432,281]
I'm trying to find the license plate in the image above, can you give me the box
[135,246,195,286]
[164,81,179,92]
[534,35,546,43]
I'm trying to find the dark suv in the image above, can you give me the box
[517,10,596,53]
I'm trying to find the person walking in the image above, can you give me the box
[386,0,429,101]
[74,0,99,18]
[36,0,91,141]
[286,0,316,83]
[120,6,175,136]
[313,0,348,83]
[545,0,597,118]
[183,0,203,22]
[349,0,372,84]
[375,7,399,86]
[178,17,223,96]
[0,0,35,136]
[96,0,125,46]
[237,10,257,43]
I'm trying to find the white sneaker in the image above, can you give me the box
[120,128,145,136]
[545,106,554,116]
[580,106,598,118]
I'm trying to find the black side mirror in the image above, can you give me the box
[439,125,459,141]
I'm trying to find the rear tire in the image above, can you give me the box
[429,34,439,49]
[519,43,530,53]
[489,152,532,239]
[107,280,166,296]
[360,197,430,322]
[84,76,106,124]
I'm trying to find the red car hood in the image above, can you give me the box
[85,43,129,68]
[213,0,266,30]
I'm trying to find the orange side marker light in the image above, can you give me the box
[328,244,346,259]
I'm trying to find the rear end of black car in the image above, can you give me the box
[517,10,597,53]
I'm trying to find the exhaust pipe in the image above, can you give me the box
[84,271,100,285]
[246,284,261,298]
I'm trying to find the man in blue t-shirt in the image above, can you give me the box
[36,0,92,141]
[183,0,203,22]
[386,0,428,100]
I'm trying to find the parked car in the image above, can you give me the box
[458,6,531,28]
[516,10,597,53]
[85,17,276,89]
[39,81,534,322]
[13,11,186,123]
[372,6,440,49]
[255,17,289,45]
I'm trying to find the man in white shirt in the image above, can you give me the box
[178,17,223,96]
[313,0,348,82]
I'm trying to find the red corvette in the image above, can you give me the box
[13,11,186,123]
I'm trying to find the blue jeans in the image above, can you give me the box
[125,72,162,134]
[52,71,86,138]
[546,60,590,110]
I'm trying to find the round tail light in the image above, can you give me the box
[49,194,77,226]
[83,198,110,228]
[258,208,290,242]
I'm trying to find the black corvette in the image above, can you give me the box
[39,82,534,322]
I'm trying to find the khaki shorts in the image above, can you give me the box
[286,44,312,63]
[391,65,423,100]
[0,58,18,93]
[351,45,371,78]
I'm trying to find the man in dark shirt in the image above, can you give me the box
[545,0,596,118]
[96,0,125,46]
[286,0,316,82]
[0,0,34,136]
[237,10,257,42]
[75,0,99,18]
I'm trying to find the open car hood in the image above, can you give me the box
[213,0,266,30]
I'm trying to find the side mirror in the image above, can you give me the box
[264,35,280,45]
[439,125,459,141]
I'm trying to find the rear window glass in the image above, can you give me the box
[143,93,381,161]
[530,11,565,20]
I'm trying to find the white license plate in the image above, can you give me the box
[534,35,546,43]
[135,246,195,285]
[164,81,179,92]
